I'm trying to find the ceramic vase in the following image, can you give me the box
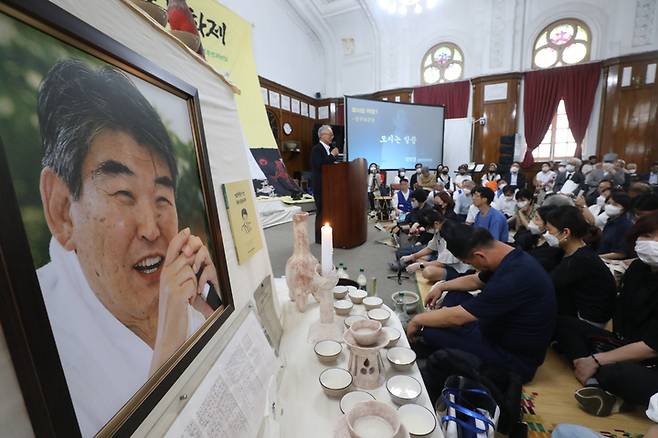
[285,212,319,312]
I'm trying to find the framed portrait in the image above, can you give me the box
[0,1,235,437]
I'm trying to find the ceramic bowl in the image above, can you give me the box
[398,404,437,437]
[382,326,401,348]
[362,296,383,310]
[346,400,401,438]
[319,367,352,398]
[391,291,420,314]
[367,308,390,324]
[349,319,382,346]
[344,315,367,329]
[348,289,368,304]
[314,340,342,364]
[333,286,348,300]
[386,347,417,372]
[339,390,376,414]
[334,299,354,316]
[346,285,358,295]
[386,375,422,405]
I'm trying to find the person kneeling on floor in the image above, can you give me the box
[406,222,556,383]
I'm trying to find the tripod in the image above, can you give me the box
[387,249,410,285]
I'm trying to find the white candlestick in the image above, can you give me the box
[321,223,333,276]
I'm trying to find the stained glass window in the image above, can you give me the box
[421,42,464,85]
[532,19,591,69]
[532,100,577,161]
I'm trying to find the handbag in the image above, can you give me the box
[437,375,500,438]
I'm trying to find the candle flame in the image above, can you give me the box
[325,223,330,227]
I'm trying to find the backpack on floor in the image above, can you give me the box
[437,375,500,438]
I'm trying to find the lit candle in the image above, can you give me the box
[321,223,333,276]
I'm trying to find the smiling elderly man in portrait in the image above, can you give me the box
[35,60,220,436]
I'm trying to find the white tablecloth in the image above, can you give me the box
[274,278,444,437]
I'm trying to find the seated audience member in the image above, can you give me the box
[495,185,517,219]
[578,186,612,231]
[391,178,412,220]
[641,160,658,188]
[437,165,451,191]
[494,179,507,201]
[553,212,658,417]
[417,165,437,190]
[581,155,598,176]
[535,162,557,192]
[585,179,613,207]
[634,193,658,219]
[403,210,471,281]
[520,206,564,272]
[393,168,407,184]
[387,188,432,235]
[545,206,616,327]
[598,190,633,259]
[433,191,458,221]
[410,162,423,189]
[453,180,475,221]
[453,164,472,189]
[554,158,585,194]
[367,162,382,211]
[630,181,653,199]
[626,162,640,185]
[504,162,527,190]
[587,153,625,188]
[409,224,556,382]
[473,186,509,243]
[615,159,631,189]
[514,189,536,232]
[481,163,501,185]
[427,182,445,201]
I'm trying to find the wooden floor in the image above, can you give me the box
[414,272,652,437]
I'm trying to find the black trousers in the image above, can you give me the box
[554,315,658,407]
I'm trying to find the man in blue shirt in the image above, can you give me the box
[407,223,556,382]
[473,186,509,242]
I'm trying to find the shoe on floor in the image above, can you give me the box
[574,386,617,417]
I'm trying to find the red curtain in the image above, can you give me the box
[522,63,602,166]
[561,62,601,158]
[413,80,470,119]
[335,102,345,125]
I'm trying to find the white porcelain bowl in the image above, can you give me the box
[346,400,401,438]
[319,368,352,398]
[362,296,383,310]
[333,286,348,300]
[398,404,437,437]
[382,327,401,348]
[349,319,382,346]
[367,308,390,324]
[334,299,354,316]
[391,291,420,314]
[339,390,375,414]
[346,285,358,295]
[314,340,342,364]
[348,289,368,304]
[386,375,422,405]
[344,315,367,329]
[386,347,417,372]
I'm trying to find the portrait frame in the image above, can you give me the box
[0,1,235,437]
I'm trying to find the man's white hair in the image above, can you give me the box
[318,124,333,137]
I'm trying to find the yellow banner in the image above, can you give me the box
[151,0,278,149]
[222,180,263,264]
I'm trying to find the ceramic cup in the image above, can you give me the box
[339,390,376,414]
[334,299,354,316]
[333,286,349,300]
[348,289,368,304]
[346,400,401,438]
[386,375,422,405]
[398,404,437,437]
[314,340,342,364]
[367,308,390,324]
[362,296,383,311]
[344,315,367,329]
[349,319,382,346]
[319,367,352,398]
[382,327,401,348]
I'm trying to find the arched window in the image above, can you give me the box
[421,42,464,85]
[533,18,591,69]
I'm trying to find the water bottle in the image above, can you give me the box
[337,263,347,279]
[369,277,377,297]
[342,265,351,280]
[357,268,367,291]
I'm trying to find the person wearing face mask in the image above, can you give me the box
[553,211,658,418]
[437,165,452,191]
[586,153,625,188]
[598,190,633,259]
[453,164,472,189]
[585,179,613,207]
[410,162,423,190]
[366,162,382,212]
[535,162,557,192]
[576,186,611,231]
[504,162,527,190]
[544,206,616,327]
[494,185,517,219]
[409,223,556,383]
[514,189,537,232]
[417,165,437,190]
[402,210,472,281]
[390,178,412,220]
[393,167,407,185]
[481,162,501,185]
[520,206,565,272]
[641,161,658,188]
[555,158,585,194]
[453,180,475,222]
[433,191,459,221]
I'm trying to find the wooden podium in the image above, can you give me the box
[322,158,367,248]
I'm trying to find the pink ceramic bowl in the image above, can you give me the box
[346,400,401,438]
[349,319,382,346]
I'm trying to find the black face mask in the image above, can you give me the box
[443,170,449,174]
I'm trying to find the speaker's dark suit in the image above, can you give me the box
[311,142,337,243]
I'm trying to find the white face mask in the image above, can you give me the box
[416,168,422,174]
[635,240,658,267]
[399,171,406,177]
[596,195,606,207]
[604,204,623,218]
[411,200,419,208]
[517,200,529,209]
[528,221,542,235]
[498,184,507,190]
[558,166,566,173]
[463,189,471,195]
[370,167,377,173]
[510,167,519,173]
[566,164,576,172]
[544,231,561,247]
[505,195,513,201]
